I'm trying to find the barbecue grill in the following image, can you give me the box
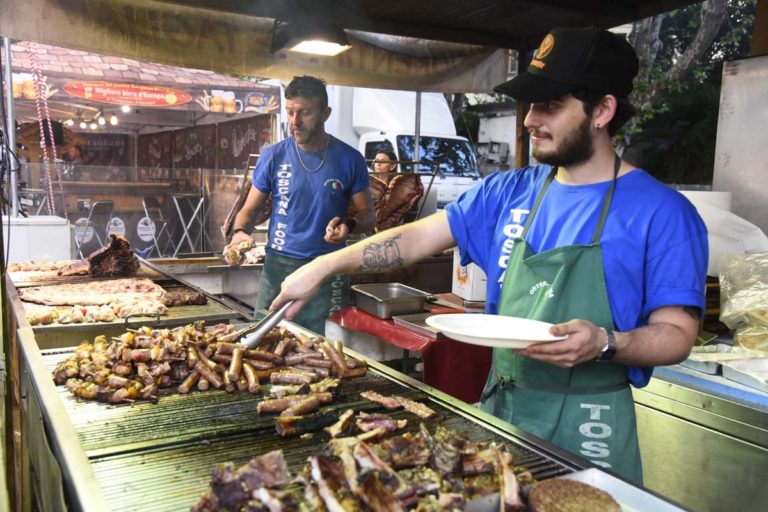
[7,269,683,511]
[29,338,582,511]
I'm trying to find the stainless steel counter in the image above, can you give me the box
[148,256,263,307]
[634,365,768,512]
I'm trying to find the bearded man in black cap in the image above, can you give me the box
[268,27,708,482]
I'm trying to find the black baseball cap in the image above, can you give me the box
[495,27,639,103]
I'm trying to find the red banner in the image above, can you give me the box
[63,81,192,107]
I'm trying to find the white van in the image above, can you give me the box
[325,86,481,209]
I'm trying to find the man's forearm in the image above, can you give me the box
[612,313,698,366]
[320,211,454,276]
[232,209,254,232]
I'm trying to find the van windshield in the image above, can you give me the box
[396,136,480,178]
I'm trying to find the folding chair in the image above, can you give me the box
[142,196,173,257]
[74,200,114,258]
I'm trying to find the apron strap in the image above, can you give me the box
[591,154,621,244]
[521,168,557,236]
[521,155,622,242]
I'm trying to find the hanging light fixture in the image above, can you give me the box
[97,116,106,126]
[89,122,98,130]
[270,19,351,56]
[121,105,131,113]
[64,119,74,126]
[79,120,87,129]
[109,114,118,126]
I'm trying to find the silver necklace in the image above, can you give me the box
[294,135,329,173]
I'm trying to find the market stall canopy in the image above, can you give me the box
[3,41,281,128]
[0,0,701,94]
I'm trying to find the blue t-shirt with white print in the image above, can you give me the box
[445,165,708,387]
[253,135,369,260]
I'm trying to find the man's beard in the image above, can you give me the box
[532,115,594,168]
[293,120,324,146]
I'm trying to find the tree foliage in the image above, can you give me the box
[624,0,757,184]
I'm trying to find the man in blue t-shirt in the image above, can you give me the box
[267,29,707,481]
[226,76,374,334]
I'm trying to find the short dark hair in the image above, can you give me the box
[374,147,397,162]
[285,76,328,109]
[571,89,636,137]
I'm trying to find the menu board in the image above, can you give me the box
[172,124,216,170]
[217,115,274,171]
[138,131,173,167]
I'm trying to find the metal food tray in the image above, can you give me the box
[392,312,446,338]
[680,344,760,374]
[352,282,430,319]
[721,358,768,393]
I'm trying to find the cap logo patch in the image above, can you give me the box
[536,35,555,59]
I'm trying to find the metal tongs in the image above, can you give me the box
[239,300,295,349]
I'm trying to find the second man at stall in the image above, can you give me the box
[226,75,374,334]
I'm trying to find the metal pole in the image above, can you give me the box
[414,91,421,167]
[3,37,20,217]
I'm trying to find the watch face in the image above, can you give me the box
[599,346,616,361]
[598,329,617,361]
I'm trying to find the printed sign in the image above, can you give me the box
[73,218,94,244]
[137,217,156,242]
[64,81,192,107]
[107,217,126,237]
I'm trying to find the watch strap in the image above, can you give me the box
[597,327,617,361]
[229,227,250,243]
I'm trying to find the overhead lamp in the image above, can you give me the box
[121,105,131,113]
[79,121,87,129]
[89,122,98,130]
[97,116,106,126]
[271,19,351,56]
[109,115,118,126]
[64,119,74,126]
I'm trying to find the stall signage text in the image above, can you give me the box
[64,81,192,106]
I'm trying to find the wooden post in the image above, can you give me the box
[514,49,533,168]
[752,0,768,56]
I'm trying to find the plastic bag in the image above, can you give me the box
[683,195,768,276]
[719,252,768,351]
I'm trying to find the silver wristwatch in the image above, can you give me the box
[597,327,617,361]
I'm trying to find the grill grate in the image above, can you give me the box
[43,349,573,511]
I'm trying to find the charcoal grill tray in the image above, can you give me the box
[42,344,579,511]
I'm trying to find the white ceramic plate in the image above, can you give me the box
[425,314,567,348]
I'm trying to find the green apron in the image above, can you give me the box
[480,157,643,483]
[255,252,349,335]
